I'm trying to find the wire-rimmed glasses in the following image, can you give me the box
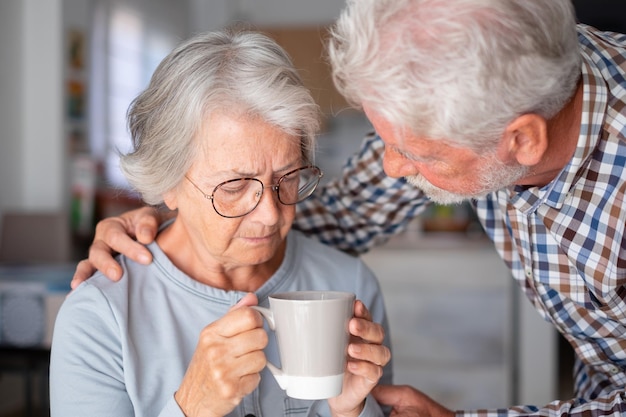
[185,165,323,218]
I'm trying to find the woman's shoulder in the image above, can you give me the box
[68,251,152,307]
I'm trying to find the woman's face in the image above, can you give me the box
[165,111,301,270]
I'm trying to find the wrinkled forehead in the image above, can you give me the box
[192,110,303,172]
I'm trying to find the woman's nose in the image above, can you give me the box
[382,147,419,178]
[251,185,281,222]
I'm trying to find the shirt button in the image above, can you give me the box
[525,268,533,278]
[608,365,620,375]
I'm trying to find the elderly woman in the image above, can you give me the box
[50,30,391,417]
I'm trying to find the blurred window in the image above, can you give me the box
[89,0,186,188]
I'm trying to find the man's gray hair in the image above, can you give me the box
[121,30,320,205]
[328,0,581,150]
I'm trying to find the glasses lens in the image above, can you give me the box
[278,166,322,205]
[213,178,262,217]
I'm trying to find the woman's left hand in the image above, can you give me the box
[328,300,391,417]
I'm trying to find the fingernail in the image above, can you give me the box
[137,254,151,264]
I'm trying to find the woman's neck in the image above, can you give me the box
[155,222,285,292]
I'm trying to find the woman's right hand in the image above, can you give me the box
[175,293,268,417]
[71,206,166,289]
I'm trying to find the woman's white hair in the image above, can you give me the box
[328,0,581,150]
[121,29,320,205]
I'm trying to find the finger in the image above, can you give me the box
[237,371,263,398]
[353,300,372,321]
[350,300,383,344]
[201,335,267,379]
[71,259,99,289]
[372,384,400,406]
[220,328,268,359]
[234,348,268,375]
[128,206,161,245]
[349,317,385,345]
[210,307,264,338]
[372,384,416,407]
[229,293,259,311]
[346,358,384,384]
[86,240,126,280]
[348,342,391,368]
[98,221,153,265]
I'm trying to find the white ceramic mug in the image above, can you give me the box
[252,291,355,400]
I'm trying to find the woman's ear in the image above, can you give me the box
[502,114,548,167]
[162,188,178,211]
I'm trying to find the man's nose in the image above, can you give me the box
[382,148,419,178]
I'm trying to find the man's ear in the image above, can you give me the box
[502,114,548,167]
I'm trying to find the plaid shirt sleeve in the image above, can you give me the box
[294,132,430,255]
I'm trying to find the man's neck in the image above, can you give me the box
[518,80,583,187]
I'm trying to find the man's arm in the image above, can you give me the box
[373,383,626,417]
[295,133,429,255]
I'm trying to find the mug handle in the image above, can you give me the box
[250,306,288,390]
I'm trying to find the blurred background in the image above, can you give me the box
[0,0,624,415]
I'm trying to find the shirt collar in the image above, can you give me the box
[508,29,608,214]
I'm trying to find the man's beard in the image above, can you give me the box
[405,155,529,205]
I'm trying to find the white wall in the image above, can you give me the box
[188,0,345,33]
[0,2,24,214]
[0,0,64,219]
[187,0,234,34]
[0,4,27,412]
[0,5,64,409]
[237,0,343,26]
[22,1,65,211]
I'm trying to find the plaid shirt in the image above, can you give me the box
[295,25,626,416]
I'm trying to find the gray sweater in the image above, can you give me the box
[50,230,391,416]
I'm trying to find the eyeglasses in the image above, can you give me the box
[185,165,323,218]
